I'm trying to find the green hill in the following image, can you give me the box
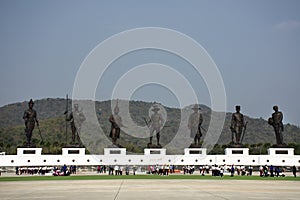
[0,98,299,154]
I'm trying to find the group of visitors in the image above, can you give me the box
[52,165,76,176]
[15,166,53,175]
[8,164,298,177]
[97,165,106,173]
[149,165,175,175]
[183,165,196,174]
[198,165,253,177]
[259,165,287,177]
[107,165,134,175]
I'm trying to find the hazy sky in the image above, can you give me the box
[0,0,299,125]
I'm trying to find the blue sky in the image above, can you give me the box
[0,0,300,125]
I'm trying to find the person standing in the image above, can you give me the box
[62,164,67,176]
[108,165,114,175]
[125,166,130,175]
[259,166,264,177]
[268,105,284,145]
[230,105,245,144]
[292,165,297,178]
[270,165,274,177]
[231,165,235,177]
[114,165,119,175]
[220,167,224,177]
[133,166,136,175]
[119,166,124,175]
[263,165,269,177]
[23,99,39,146]
[275,166,280,177]
[248,165,253,176]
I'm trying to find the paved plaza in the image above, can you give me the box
[1,179,299,200]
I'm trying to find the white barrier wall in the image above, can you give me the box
[0,148,299,167]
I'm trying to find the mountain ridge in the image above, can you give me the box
[0,98,299,154]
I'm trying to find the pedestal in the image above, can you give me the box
[104,148,126,156]
[144,148,166,155]
[268,148,294,156]
[184,148,207,155]
[17,148,42,156]
[225,148,249,155]
[62,148,86,156]
[147,144,162,148]
[189,144,202,148]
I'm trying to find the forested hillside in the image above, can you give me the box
[0,98,299,154]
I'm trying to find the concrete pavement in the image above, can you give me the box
[1,179,300,200]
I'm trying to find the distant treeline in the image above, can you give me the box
[0,98,299,154]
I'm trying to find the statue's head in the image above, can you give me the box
[74,104,79,111]
[28,99,34,108]
[151,104,160,113]
[235,105,241,112]
[273,105,278,112]
[192,104,201,112]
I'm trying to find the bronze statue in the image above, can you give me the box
[66,104,86,145]
[188,104,203,146]
[230,105,245,145]
[109,100,123,146]
[268,105,284,145]
[23,99,39,146]
[145,104,164,147]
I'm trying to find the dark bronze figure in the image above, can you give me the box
[188,104,203,146]
[66,104,86,145]
[230,105,245,145]
[268,105,284,145]
[145,104,164,147]
[109,100,123,146]
[23,99,39,146]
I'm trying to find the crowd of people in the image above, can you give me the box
[15,166,53,175]
[148,165,176,175]
[258,165,289,177]
[183,165,196,174]
[96,165,176,176]
[95,164,296,177]
[6,164,297,177]
[13,165,77,176]
[101,165,135,175]
[52,165,77,176]
[184,164,297,178]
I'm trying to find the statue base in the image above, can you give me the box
[268,148,294,156]
[19,143,37,148]
[184,148,207,155]
[62,148,86,156]
[272,143,288,148]
[104,148,126,155]
[147,143,162,148]
[107,144,123,148]
[64,144,83,148]
[144,148,166,155]
[225,148,249,155]
[189,143,202,148]
[17,148,42,156]
[228,144,244,148]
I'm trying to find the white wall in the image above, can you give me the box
[0,148,299,167]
